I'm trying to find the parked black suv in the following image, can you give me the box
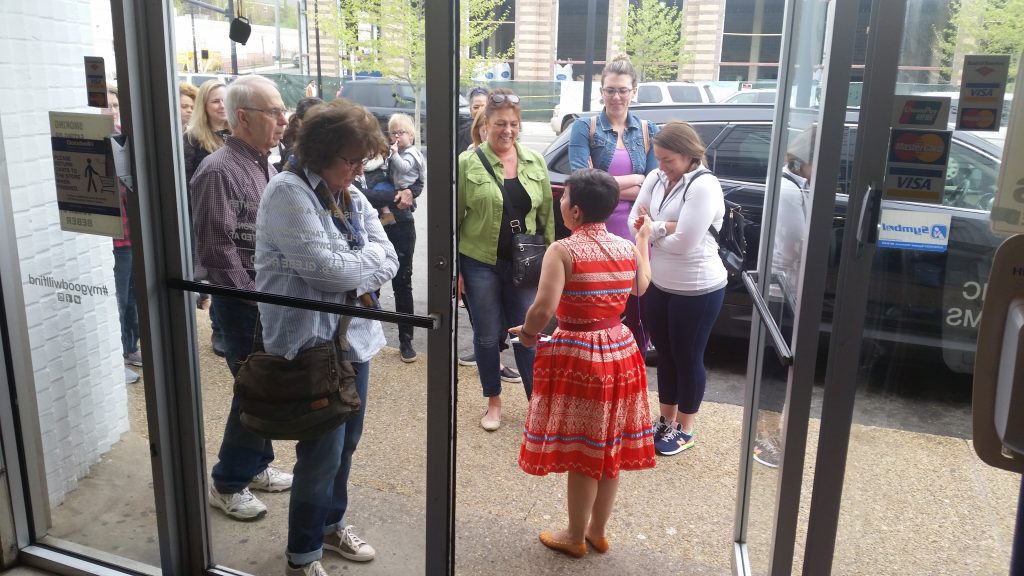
[341,78,472,143]
[543,104,1005,374]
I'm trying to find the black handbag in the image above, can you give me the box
[474,148,546,288]
[234,316,361,441]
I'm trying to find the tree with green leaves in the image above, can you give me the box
[938,0,1024,83]
[322,0,513,137]
[617,1,690,82]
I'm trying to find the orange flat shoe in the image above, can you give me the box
[539,531,587,558]
[585,534,610,553]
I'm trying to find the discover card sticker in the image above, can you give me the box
[878,209,952,252]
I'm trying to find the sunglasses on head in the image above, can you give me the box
[489,93,520,105]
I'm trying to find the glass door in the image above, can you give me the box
[738,0,1019,574]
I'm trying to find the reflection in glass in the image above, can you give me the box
[829,0,1019,572]
[5,0,162,570]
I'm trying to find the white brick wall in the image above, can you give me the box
[0,0,129,507]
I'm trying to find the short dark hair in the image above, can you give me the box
[294,98,388,173]
[282,96,323,148]
[467,86,489,100]
[564,168,620,223]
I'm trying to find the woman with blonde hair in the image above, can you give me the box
[184,79,229,354]
[184,79,229,183]
[629,121,726,456]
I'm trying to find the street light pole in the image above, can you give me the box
[582,0,597,112]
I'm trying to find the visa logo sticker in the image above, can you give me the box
[877,209,952,252]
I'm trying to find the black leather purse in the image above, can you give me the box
[474,148,546,288]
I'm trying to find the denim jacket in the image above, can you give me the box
[567,110,659,175]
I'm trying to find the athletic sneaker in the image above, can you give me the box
[652,415,671,438]
[654,423,695,456]
[249,466,293,492]
[499,365,522,383]
[458,353,476,366]
[285,560,328,576]
[125,367,140,384]
[208,486,267,520]
[324,525,376,562]
[124,351,143,367]
[400,341,418,363]
[753,436,781,469]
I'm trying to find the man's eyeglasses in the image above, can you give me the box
[489,93,521,105]
[600,87,634,97]
[243,107,287,119]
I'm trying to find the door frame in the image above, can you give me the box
[733,0,868,574]
[8,0,461,574]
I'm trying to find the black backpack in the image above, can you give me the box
[685,171,748,276]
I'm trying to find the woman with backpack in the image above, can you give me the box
[566,54,658,358]
[629,121,726,457]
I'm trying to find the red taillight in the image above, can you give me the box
[551,184,564,198]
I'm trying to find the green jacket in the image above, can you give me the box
[457,142,555,265]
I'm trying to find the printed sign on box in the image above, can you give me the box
[878,209,952,253]
[892,95,951,130]
[957,55,1010,131]
[49,111,123,238]
[883,128,951,204]
[84,56,108,108]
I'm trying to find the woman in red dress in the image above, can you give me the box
[510,168,655,558]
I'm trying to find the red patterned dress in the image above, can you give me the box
[519,222,656,480]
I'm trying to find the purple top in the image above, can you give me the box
[605,147,634,240]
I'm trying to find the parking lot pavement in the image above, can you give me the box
[42,309,1018,576]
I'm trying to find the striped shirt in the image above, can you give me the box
[191,136,276,290]
[255,168,399,362]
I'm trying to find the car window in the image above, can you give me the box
[551,146,572,175]
[756,92,777,103]
[667,85,701,103]
[944,140,1000,210]
[637,86,662,104]
[691,123,727,149]
[708,125,772,182]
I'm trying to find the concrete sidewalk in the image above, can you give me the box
[38,310,1018,576]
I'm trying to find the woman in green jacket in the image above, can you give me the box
[457,88,555,432]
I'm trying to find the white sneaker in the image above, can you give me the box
[208,486,267,521]
[285,560,328,576]
[324,525,376,562]
[250,466,293,492]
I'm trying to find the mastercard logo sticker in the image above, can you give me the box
[959,108,997,129]
[891,132,947,163]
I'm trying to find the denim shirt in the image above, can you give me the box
[567,110,659,175]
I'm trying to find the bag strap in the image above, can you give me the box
[641,119,650,155]
[666,169,721,244]
[474,147,545,237]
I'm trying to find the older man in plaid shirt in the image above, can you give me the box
[191,75,291,521]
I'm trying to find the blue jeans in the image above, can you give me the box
[645,284,724,414]
[287,361,370,565]
[210,296,275,493]
[459,255,535,398]
[113,246,139,357]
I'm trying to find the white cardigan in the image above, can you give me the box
[629,166,728,294]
